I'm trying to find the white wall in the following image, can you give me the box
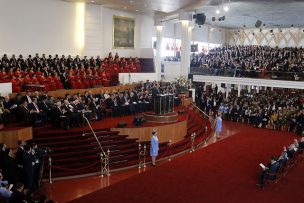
[0,0,81,56]
[153,23,225,45]
[100,7,154,58]
[0,0,154,58]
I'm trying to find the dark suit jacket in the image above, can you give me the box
[9,191,24,203]
[22,152,35,178]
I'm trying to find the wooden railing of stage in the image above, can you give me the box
[9,83,137,98]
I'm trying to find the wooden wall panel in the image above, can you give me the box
[112,119,187,143]
[0,127,33,148]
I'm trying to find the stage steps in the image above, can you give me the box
[33,108,211,179]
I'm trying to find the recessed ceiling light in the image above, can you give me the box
[130,0,134,3]
[136,9,139,12]
[91,0,95,2]
[123,6,127,9]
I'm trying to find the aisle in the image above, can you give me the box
[68,125,303,203]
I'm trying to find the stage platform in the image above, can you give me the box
[143,112,179,123]
[34,111,188,144]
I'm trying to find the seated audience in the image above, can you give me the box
[257,157,280,187]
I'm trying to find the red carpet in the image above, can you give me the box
[68,127,304,203]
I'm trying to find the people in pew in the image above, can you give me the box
[191,45,304,80]
[1,80,182,130]
[195,85,304,135]
[0,53,142,92]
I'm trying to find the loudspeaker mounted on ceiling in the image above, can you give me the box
[255,20,262,28]
[193,13,206,26]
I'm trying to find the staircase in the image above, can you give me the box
[33,107,212,179]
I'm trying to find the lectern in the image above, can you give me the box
[153,94,174,115]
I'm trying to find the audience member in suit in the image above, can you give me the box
[0,143,7,169]
[88,98,103,120]
[287,143,296,158]
[62,100,81,127]
[278,146,289,169]
[28,98,46,124]
[19,100,31,124]
[22,92,32,104]
[2,96,18,123]
[257,157,280,187]
[299,137,304,149]
[22,145,36,190]
[9,182,25,203]
[38,96,51,122]
[3,148,19,184]
[51,102,69,130]
[15,141,26,167]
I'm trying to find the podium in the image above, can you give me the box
[153,94,174,115]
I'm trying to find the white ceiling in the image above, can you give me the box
[63,0,205,16]
[62,0,304,29]
[198,0,304,29]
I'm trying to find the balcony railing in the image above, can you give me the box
[190,67,304,82]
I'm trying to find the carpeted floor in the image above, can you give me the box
[68,126,304,203]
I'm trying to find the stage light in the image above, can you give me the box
[216,9,220,14]
[224,6,229,12]
[75,2,85,54]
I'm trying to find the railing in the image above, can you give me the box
[48,113,110,183]
[190,102,215,149]
[190,67,304,81]
[82,113,110,177]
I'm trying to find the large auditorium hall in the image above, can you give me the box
[1,0,304,202]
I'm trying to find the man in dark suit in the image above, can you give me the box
[3,148,19,184]
[28,98,46,125]
[19,100,30,124]
[38,96,50,122]
[22,145,36,190]
[299,137,304,149]
[257,157,280,187]
[88,98,103,120]
[51,102,69,130]
[0,143,6,169]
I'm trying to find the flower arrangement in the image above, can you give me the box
[174,76,192,93]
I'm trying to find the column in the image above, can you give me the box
[225,83,229,98]
[256,86,260,93]
[180,20,192,77]
[155,25,163,81]
[237,84,241,97]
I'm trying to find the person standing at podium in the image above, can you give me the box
[150,129,159,166]
[151,83,160,112]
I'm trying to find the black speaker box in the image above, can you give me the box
[117,122,127,128]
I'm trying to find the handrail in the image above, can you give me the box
[191,102,213,121]
[82,113,106,156]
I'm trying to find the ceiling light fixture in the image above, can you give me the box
[130,0,134,4]
[216,9,220,14]
[224,0,230,12]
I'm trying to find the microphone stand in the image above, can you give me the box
[82,109,85,136]
[128,70,131,84]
